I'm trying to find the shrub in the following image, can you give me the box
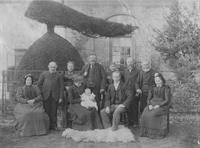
[153,1,200,81]
[17,32,84,72]
[169,80,200,113]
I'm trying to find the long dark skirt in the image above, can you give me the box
[69,104,103,131]
[140,106,169,139]
[14,102,49,137]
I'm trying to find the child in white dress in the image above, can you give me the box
[80,88,98,110]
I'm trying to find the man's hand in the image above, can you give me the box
[84,71,88,77]
[149,105,153,110]
[154,105,160,109]
[59,98,62,103]
[27,99,35,106]
[100,89,104,93]
[136,89,142,94]
[105,106,110,114]
[65,86,70,90]
[118,104,125,108]
[100,94,104,101]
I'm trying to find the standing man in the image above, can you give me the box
[38,61,64,130]
[123,57,139,127]
[136,60,155,114]
[80,54,106,111]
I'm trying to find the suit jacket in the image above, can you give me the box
[80,63,106,91]
[37,71,64,101]
[105,81,133,108]
[135,69,155,92]
[123,68,139,93]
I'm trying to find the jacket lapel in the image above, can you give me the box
[110,81,123,104]
[117,81,122,91]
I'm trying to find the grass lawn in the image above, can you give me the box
[0,112,200,148]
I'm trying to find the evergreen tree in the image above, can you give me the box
[153,1,200,80]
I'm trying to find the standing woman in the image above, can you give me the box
[64,61,77,89]
[140,73,171,138]
[14,74,49,137]
[63,61,77,127]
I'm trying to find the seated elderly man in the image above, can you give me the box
[100,71,133,131]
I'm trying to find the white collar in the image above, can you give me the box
[113,81,120,90]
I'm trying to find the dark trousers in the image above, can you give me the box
[140,92,148,114]
[43,95,58,129]
[100,105,126,129]
[128,96,139,126]
[62,90,72,128]
[88,86,104,127]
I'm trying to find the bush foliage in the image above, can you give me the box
[18,32,84,71]
[153,1,200,81]
[153,1,200,113]
[169,80,200,113]
[25,0,138,38]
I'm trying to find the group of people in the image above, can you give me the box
[13,54,171,139]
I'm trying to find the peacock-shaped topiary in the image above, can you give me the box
[17,0,138,80]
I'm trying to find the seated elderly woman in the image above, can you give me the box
[14,74,49,137]
[67,75,103,131]
[140,73,171,139]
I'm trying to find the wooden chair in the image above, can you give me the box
[167,105,173,133]
[119,110,129,126]
[167,109,170,133]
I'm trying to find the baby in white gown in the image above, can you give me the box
[80,88,98,110]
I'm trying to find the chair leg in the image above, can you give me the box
[119,111,129,127]
[167,112,170,133]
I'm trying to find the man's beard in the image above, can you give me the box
[49,70,56,73]
[128,66,133,70]
[143,68,150,72]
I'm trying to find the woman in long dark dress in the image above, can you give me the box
[140,73,171,138]
[68,75,103,131]
[64,61,78,89]
[62,61,78,128]
[14,74,49,136]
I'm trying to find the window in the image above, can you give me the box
[111,37,132,65]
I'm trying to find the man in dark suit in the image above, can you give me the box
[38,61,64,130]
[80,54,106,111]
[100,71,133,131]
[123,57,139,127]
[136,60,155,114]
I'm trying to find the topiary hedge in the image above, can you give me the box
[25,0,138,38]
[17,30,84,81]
